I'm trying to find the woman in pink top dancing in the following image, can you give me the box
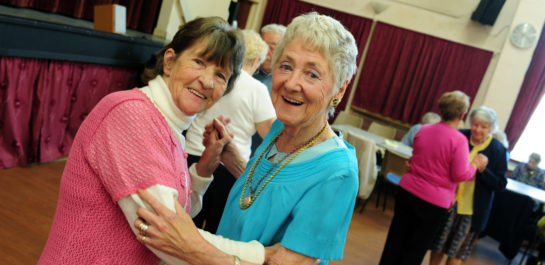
[378,90,488,265]
[38,17,270,265]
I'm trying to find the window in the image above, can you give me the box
[510,96,545,162]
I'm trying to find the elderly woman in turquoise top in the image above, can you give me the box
[133,12,360,265]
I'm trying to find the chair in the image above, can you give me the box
[333,110,364,128]
[344,131,378,213]
[368,121,396,140]
[374,148,408,211]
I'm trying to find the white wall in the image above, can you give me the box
[154,0,231,41]
[154,0,268,41]
[481,0,545,129]
[181,0,230,22]
[153,0,185,41]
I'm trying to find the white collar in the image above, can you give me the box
[140,76,195,146]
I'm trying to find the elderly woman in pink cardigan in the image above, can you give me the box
[378,91,489,265]
[38,17,269,265]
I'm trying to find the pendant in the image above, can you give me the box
[243,195,252,207]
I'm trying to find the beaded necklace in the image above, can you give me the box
[239,123,328,209]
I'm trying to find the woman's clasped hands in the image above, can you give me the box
[472,153,489,173]
[196,115,234,178]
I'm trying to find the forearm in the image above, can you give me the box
[221,143,247,179]
[188,163,213,217]
[183,244,261,265]
[223,155,247,179]
[194,229,265,264]
[451,146,476,182]
[267,246,319,265]
[180,238,234,265]
[480,153,507,191]
[120,185,263,265]
[480,167,507,191]
[119,185,191,265]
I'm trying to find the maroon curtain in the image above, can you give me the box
[262,0,373,114]
[0,0,161,33]
[504,23,545,151]
[0,57,45,168]
[0,56,136,169]
[352,22,493,124]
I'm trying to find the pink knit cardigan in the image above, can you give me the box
[38,89,190,264]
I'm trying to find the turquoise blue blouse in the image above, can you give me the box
[216,120,359,264]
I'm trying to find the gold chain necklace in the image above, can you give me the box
[239,123,328,209]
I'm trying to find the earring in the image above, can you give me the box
[330,98,340,107]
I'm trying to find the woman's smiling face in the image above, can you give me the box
[162,38,231,116]
[470,118,492,144]
[271,38,342,129]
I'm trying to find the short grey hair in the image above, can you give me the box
[469,106,498,132]
[530,153,541,164]
[421,112,441,124]
[271,12,358,117]
[261,24,286,36]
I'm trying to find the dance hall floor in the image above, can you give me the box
[0,160,523,264]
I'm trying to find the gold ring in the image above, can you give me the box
[141,235,147,243]
[138,222,149,236]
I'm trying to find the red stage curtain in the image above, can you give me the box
[0,0,161,33]
[504,23,545,151]
[0,56,136,169]
[352,22,493,124]
[262,0,373,114]
[0,57,45,168]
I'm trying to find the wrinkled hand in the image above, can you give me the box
[202,115,232,147]
[134,190,204,261]
[197,116,234,177]
[473,153,488,173]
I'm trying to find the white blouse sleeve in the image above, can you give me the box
[188,162,212,217]
[118,184,265,265]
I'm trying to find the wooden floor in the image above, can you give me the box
[0,160,523,264]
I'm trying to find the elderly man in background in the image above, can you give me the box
[510,153,545,189]
[253,23,286,93]
[185,29,276,234]
[401,112,441,147]
[250,24,287,155]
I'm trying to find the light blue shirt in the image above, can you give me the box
[217,120,359,263]
[401,124,423,147]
